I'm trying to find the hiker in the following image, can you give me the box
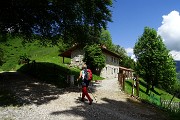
[77,64,93,105]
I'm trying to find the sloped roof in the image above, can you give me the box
[59,45,82,58]
[59,44,121,58]
[119,66,134,72]
[101,47,121,58]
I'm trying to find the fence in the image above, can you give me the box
[147,92,180,112]
[161,100,180,112]
[118,72,139,97]
[117,68,180,112]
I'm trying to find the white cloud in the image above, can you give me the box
[125,11,180,61]
[125,48,136,60]
[157,10,180,51]
[125,48,133,55]
[125,48,180,61]
[170,50,180,61]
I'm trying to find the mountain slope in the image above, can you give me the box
[175,60,180,72]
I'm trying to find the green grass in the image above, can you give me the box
[0,37,179,119]
[125,78,180,103]
[124,78,180,120]
[125,78,180,101]
[0,37,104,87]
[0,37,104,106]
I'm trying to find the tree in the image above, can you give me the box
[134,27,177,93]
[0,0,112,45]
[112,44,135,68]
[0,48,4,66]
[178,72,180,83]
[83,44,105,75]
[121,55,135,69]
[99,28,114,50]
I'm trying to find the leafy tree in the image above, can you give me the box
[83,44,105,75]
[134,27,177,93]
[0,48,4,66]
[99,29,135,69]
[99,28,114,50]
[112,44,135,68]
[0,0,112,45]
[121,55,135,69]
[177,72,180,82]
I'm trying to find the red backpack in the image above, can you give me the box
[87,69,93,81]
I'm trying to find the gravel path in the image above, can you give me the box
[0,72,168,120]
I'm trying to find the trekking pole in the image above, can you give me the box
[88,87,97,103]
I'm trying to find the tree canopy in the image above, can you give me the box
[99,28,114,50]
[99,29,135,68]
[0,48,3,66]
[134,27,177,93]
[83,44,105,75]
[0,0,112,44]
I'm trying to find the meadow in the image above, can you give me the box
[0,37,179,119]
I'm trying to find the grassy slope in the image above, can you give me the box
[125,78,180,103]
[124,78,180,120]
[0,37,62,71]
[0,37,103,86]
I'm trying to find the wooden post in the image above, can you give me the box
[136,76,139,97]
[122,73,125,91]
[118,69,123,89]
[131,77,135,97]
[118,73,121,82]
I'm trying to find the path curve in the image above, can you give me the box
[0,72,168,120]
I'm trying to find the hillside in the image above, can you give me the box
[0,37,103,85]
[0,37,63,71]
[175,60,180,72]
[0,37,180,119]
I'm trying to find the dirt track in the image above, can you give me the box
[0,72,168,120]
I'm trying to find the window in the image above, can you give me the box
[111,57,113,62]
[106,56,108,62]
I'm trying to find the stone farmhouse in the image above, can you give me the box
[60,45,121,78]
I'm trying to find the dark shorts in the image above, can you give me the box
[82,80,89,87]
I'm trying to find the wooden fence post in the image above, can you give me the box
[122,73,125,91]
[131,77,135,97]
[136,76,139,97]
[118,69,123,90]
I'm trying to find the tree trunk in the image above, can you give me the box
[146,81,150,94]
[151,85,155,91]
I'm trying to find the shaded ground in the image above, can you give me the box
[0,72,65,106]
[0,72,169,120]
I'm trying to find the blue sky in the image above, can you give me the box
[107,0,180,60]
